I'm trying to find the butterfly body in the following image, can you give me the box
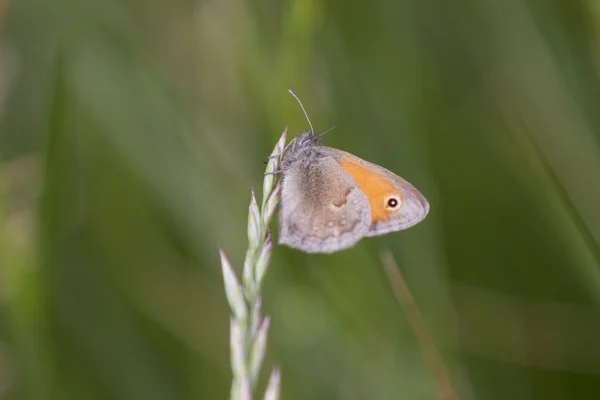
[278,130,429,254]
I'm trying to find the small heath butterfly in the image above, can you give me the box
[278,90,430,253]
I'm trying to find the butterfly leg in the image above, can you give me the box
[267,138,296,160]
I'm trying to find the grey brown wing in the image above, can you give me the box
[278,156,371,253]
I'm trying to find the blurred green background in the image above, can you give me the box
[2,0,600,399]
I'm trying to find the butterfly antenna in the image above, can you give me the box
[317,124,337,138]
[288,89,314,135]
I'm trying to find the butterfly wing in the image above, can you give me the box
[326,148,429,236]
[279,153,371,253]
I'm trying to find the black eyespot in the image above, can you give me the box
[387,198,399,208]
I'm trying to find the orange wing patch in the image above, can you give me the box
[339,160,402,223]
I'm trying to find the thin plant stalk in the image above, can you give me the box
[380,249,458,400]
[220,129,287,400]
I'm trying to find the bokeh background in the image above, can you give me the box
[2,0,600,399]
